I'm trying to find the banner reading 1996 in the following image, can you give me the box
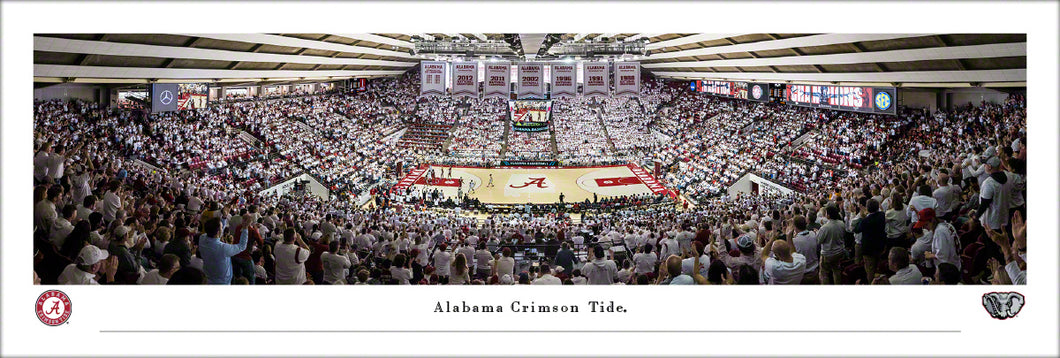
[614,62,640,97]
[517,63,545,98]
[582,62,609,97]
[483,61,511,99]
[784,84,896,115]
[550,64,576,98]
[420,61,447,97]
[451,61,479,98]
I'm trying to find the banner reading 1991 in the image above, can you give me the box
[614,62,640,96]
[451,61,479,98]
[483,61,511,99]
[550,64,576,98]
[784,84,896,115]
[420,61,447,97]
[582,62,609,97]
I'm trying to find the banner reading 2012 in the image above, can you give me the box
[583,62,609,97]
[451,62,479,98]
[483,62,511,99]
[420,61,447,97]
[550,64,576,98]
[614,62,640,97]
[517,63,545,99]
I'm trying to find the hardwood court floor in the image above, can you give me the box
[410,164,657,205]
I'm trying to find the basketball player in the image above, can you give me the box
[468,179,475,194]
[487,174,494,188]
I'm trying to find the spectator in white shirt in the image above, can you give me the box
[761,238,807,285]
[322,241,352,285]
[493,247,515,278]
[532,263,562,285]
[433,243,452,284]
[632,243,658,275]
[139,254,180,285]
[102,181,123,223]
[582,246,618,285]
[274,228,311,284]
[883,247,923,285]
[58,245,117,285]
[49,205,77,249]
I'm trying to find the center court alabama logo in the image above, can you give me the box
[509,177,549,189]
[36,290,72,326]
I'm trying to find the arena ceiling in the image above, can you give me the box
[34,33,1026,87]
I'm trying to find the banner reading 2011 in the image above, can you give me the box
[583,62,609,97]
[483,61,511,99]
[420,61,447,97]
[451,62,479,98]
[517,63,545,99]
[614,62,640,97]
[550,64,576,98]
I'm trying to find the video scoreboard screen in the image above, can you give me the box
[509,100,552,132]
[691,80,772,103]
[178,83,208,110]
[784,84,896,115]
[149,83,179,113]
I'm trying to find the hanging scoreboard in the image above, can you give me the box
[784,84,896,115]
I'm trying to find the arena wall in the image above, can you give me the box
[258,173,331,201]
[727,172,795,198]
[898,88,939,112]
[34,83,101,102]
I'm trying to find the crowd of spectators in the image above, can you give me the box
[32,73,1028,286]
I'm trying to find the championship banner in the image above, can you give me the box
[583,62,609,97]
[451,62,479,98]
[748,82,770,102]
[483,62,511,99]
[613,62,640,96]
[420,61,447,97]
[550,64,576,98]
[517,63,545,98]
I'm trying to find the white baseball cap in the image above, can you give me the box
[77,245,109,265]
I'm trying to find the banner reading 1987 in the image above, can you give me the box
[420,61,447,97]
[784,84,896,115]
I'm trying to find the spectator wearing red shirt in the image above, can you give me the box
[231,206,263,285]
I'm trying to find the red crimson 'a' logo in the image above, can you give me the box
[509,177,549,189]
[36,290,72,326]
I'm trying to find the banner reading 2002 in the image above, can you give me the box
[451,62,479,98]
[420,61,447,97]
[483,62,511,99]
[614,62,640,97]
[550,64,576,98]
[517,63,545,98]
[582,62,609,97]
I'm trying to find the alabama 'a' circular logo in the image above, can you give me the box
[874,91,892,111]
[36,290,72,326]
[752,85,764,99]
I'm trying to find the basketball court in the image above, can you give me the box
[392,163,671,204]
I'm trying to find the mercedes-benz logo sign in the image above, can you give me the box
[160,90,174,105]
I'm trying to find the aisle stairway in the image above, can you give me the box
[499,117,511,158]
[595,108,618,153]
